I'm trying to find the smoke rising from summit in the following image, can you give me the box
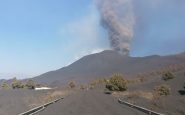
[95,0,185,56]
[96,0,135,55]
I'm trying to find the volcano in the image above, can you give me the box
[33,50,185,85]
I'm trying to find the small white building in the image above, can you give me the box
[35,87,52,91]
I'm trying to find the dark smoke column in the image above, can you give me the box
[96,0,135,55]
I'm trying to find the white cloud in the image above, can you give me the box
[65,48,105,66]
[90,48,105,54]
[74,48,105,60]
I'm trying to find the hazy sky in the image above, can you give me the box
[0,0,185,79]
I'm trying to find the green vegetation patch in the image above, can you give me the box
[25,79,36,89]
[68,81,76,89]
[11,78,24,89]
[106,74,127,91]
[154,84,171,96]
[1,81,10,89]
[162,71,175,81]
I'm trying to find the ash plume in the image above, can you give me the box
[96,0,135,55]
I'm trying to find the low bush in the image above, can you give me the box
[1,81,10,89]
[80,85,85,90]
[11,78,24,89]
[154,85,171,96]
[106,74,127,91]
[162,71,174,81]
[106,83,119,91]
[25,79,36,89]
[12,80,24,89]
[90,81,97,89]
[89,78,107,89]
[68,81,76,89]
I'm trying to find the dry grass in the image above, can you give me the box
[154,85,171,96]
[25,90,72,108]
[129,64,185,82]
[89,78,107,88]
[126,75,148,84]
[112,91,154,100]
[42,90,71,102]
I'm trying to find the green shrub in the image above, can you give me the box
[154,85,171,96]
[68,81,76,89]
[80,85,85,90]
[11,79,24,89]
[162,71,174,81]
[106,74,127,91]
[106,83,119,91]
[90,81,96,88]
[1,81,10,89]
[25,79,36,89]
[89,78,107,89]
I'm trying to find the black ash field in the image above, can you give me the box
[36,90,147,115]
[0,51,185,115]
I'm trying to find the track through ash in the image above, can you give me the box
[36,90,147,115]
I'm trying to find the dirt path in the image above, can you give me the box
[36,90,147,115]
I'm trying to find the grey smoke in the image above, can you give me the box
[96,0,135,55]
[96,0,185,55]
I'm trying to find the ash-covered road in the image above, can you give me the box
[36,90,146,115]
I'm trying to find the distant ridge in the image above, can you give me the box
[33,50,185,85]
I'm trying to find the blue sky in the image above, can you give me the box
[131,0,185,56]
[0,0,109,79]
[0,0,185,79]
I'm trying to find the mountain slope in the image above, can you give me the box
[33,50,185,85]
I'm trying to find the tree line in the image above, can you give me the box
[1,78,38,90]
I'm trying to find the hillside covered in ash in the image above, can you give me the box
[33,50,185,85]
